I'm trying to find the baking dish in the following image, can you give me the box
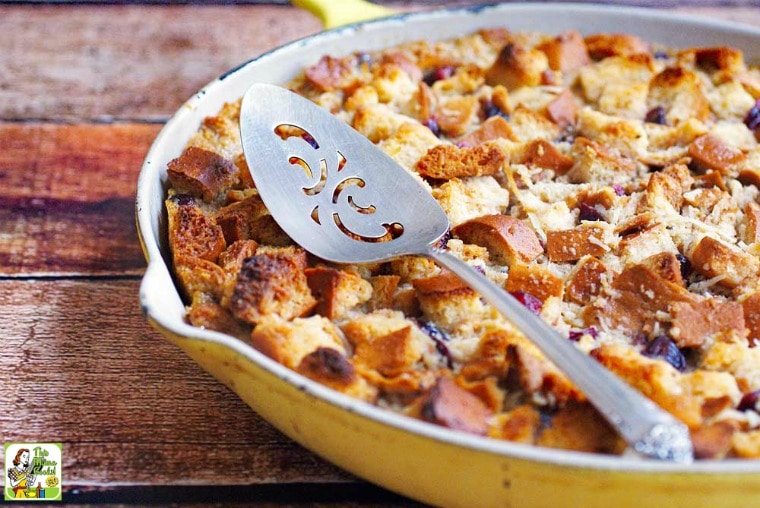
[136,4,760,506]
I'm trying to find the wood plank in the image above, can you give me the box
[0,278,353,484]
[2,5,759,123]
[0,123,156,275]
[0,5,323,121]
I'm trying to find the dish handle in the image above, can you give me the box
[293,0,394,29]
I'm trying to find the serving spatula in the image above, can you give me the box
[239,83,693,462]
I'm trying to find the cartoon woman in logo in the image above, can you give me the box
[7,449,37,498]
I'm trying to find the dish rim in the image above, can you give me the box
[136,1,760,474]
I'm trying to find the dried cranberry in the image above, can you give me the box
[632,332,648,347]
[676,253,692,280]
[744,99,760,131]
[645,106,667,125]
[642,335,686,372]
[169,193,195,206]
[509,290,543,316]
[568,327,598,342]
[302,131,319,149]
[738,390,760,412]
[423,116,441,137]
[423,65,456,85]
[435,228,452,249]
[355,52,373,66]
[482,100,509,120]
[579,202,604,222]
[417,320,454,368]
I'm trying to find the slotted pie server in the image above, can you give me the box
[239,83,693,462]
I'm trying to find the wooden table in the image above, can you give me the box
[1,1,758,505]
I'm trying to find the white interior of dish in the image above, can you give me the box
[137,3,760,473]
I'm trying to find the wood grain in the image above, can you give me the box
[0,278,352,483]
[0,5,323,121]
[0,123,155,275]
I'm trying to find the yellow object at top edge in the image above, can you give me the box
[293,0,394,29]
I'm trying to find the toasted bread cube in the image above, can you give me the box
[305,266,372,319]
[505,263,563,302]
[579,54,654,103]
[217,239,259,275]
[741,292,760,344]
[537,30,590,73]
[228,247,316,324]
[186,292,250,339]
[174,256,226,300]
[565,255,609,305]
[592,344,702,428]
[485,42,549,91]
[641,252,685,286]
[342,309,420,346]
[379,121,442,173]
[167,146,239,203]
[251,315,346,369]
[214,192,291,246]
[732,430,760,459]
[544,89,578,129]
[488,405,541,443]
[576,107,648,159]
[670,298,746,347]
[684,46,747,75]
[641,163,694,211]
[743,203,760,245]
[379,51,423,82]
[565,137,637,185]
[545,225,608,263]
[648,67,710,125]
[415,143,506,180]
[352,325,423,377]
[186,101,243,160]
[584,33,650,59]
[513,138,574,174]
[304,54,360,92]
[458,115,517,147]
[367,275,402,311]
[694,422,740,460]
[454,376,505,413]
[353,103,416,143]
[166,197,226,264]
[688,134,746,176]
[509,344,582,405]
[412,271,483,328]
[536,402,624,454]
[297,347,377,401]
[508,105,562,142]
[435,95,480,137]
[433,176,508,227]
[459,326,516,380]
[691,236,759,289]
[585,264,698,334]
[413,377,492,435]
[452,214,543,265]
[370,59,419,109]
[701,342,760,393]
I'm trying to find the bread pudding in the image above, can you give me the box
[164,27,760,459]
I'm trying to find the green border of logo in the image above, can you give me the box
[4,443,62,501]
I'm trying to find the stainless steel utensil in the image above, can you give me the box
[239,83,693,462]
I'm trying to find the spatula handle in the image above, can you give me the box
[426,246,693,462]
